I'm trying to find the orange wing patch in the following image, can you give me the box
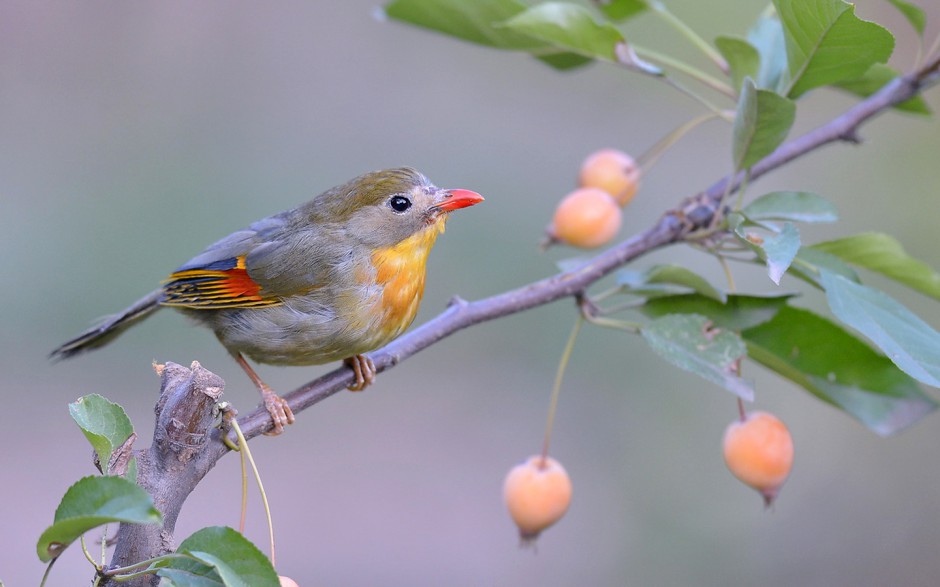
[161,256,281,309]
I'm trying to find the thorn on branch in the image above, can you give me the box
[447,295,469,308]
[840,129,863,144]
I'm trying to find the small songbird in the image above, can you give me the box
[52,167,483,434]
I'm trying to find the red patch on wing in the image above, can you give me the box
[161,256,280,309]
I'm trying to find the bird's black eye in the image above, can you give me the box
[389,195,412,213]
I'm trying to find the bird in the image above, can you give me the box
[51,167,483,434]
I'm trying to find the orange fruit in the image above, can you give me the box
[503,455,572,543]
[550,187,622,248]
[579,148,641,206]
[723,411,794,506]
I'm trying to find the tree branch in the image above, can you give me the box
[103,362,225,587]
[105,54,940,581]
[231,52,940,443]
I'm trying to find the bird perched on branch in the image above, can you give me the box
[52,167,484,434]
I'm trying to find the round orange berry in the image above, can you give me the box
[503,455,572,543]
[550,187,622,248]
[722,411,794,506]
[579,148,641,206]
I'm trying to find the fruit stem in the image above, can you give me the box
[718,255,736,294]
[39,558,57,587]
[637,111,724,174]
[80,534,99,570]
[229,414,277,566]
[649,1,729,75]
[238,432,249,533]
[541,316,584,467]
[634,46,735,102]
[736,397,747,423]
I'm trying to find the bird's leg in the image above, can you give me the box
[344,354,376,392]
[234,353,295,435]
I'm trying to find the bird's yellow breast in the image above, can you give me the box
[367,223,444,338]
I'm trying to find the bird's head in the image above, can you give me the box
[314,167,483,249]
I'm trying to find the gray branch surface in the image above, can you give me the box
[102,55,940,583]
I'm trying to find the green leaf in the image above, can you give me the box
[535,50,595,70]
[69,394,135,475]
[774,0,895,98]
[640,293,794,331]
[834,63,931,114]
[501,2,625,61]
[789,246,860,287]
[732,78,796,170]
[37,476,161,562]
[643,265,726,302]
[641,314,753,400]
[617,273,695,298]
[734,220,801,285]
[384,0,542,49]
[743,306,936,435]
[715,36,760,93]
[886,0,926,35]
[747,8,788,90]
[595,0,648,21]
[811,232,940,300]
[743,191,838,223]
[158,527,279,587]
[822,271,940,388]
[157,567,223,587]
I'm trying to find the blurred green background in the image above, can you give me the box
[3,1,940,585]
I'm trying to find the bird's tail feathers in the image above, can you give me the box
[50,290,164,361]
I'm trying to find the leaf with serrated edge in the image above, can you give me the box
[822,270,940,388]
[642,314,753,400]
[37,476,161,562]
[69,394,135,474]
[743,191,838,223]
[811,232,940,300]
[774,0,894,98]
[159,527,279,587]
[743,306,935,436]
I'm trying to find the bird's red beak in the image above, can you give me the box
[435,188,484,212]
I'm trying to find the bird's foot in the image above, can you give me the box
[261,387,295,436]
[344,354,376,392]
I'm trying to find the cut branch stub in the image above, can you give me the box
[103,361,227,587]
